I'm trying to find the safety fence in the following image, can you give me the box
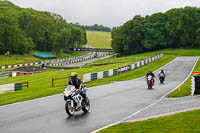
[52,77,68,87]
[0,82,28,93]
[47,53,105,67]
[83,54,163,83]
[0,52,104,69]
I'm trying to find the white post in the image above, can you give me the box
[191,76,195,95]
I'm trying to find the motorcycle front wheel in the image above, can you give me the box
[65,99,75,116]
[82,97,90,113]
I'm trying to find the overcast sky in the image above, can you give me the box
[9,0,200,28]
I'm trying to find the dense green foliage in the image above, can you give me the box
[74,23,111,32]
[84,24,111,32]
[0,1,86,54]
[112,7,200,55]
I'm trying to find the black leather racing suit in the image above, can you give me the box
[68,78,86,100]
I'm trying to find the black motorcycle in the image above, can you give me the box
[146,75,154,89]
[159,73,165,84]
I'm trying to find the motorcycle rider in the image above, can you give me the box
[158,69,165,81]
[146,70,155,85]
[68,72,86,101]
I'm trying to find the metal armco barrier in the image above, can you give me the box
[70,48,114,52]
[191,74,200,95]
[0,53,96,69]
[83,54,163,83]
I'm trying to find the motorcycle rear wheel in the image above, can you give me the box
[82,97,90,113]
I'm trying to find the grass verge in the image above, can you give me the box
[0,51,88,66]
[98,109,200,133]
[168,57,200,97]
[1,49,200,105]
[86,55,175,87]
[0,54,174,106]
[86,31,111,49]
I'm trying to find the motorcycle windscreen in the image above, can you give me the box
[66,85,75,91]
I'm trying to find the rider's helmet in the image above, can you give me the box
[70,72,78,81]
[161,69,164,73]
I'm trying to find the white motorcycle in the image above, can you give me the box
[63,85,90,116]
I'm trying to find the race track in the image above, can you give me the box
[0,57,198,133]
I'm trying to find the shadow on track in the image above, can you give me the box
[66,112,90,121]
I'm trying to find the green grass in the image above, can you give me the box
[0,51,171,106]
[157,48,200,56]
[168,57,200,97]
[0,51,88,66]
[86,31,111,48]
[99,109,200,133]
[1,49,200,106]
[56,51,89,58]
[86,55,175,87]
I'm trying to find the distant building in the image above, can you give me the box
[10,66,46,77]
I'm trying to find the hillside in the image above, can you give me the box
[86,31,111,49]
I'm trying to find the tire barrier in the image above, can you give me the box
[0,82,28,94]
[83,54,163,83]
[191,74,200,95]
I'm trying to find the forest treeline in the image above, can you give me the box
[0,1,87,54]
[111,7,200,55]
[74,23,111,32]
[84,24,111,32]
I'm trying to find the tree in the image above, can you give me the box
[111,7,200,56]
[0,1,86,54]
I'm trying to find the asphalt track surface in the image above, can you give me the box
[0,57,198,133]
[125,95,200,122]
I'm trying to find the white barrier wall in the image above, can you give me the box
[137,62,140,68]
[145,59,148,64]
[109,69,114,76]
[149,58,152,63]
[83,54,163,83]
[152,57,155,61]
[191,77,195,95]
[141,60,145,66]
[132,64,136,70]
[83,73,91,83]
[0,83,15,94]
[0,53,97,69]
[97,72,103,79]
